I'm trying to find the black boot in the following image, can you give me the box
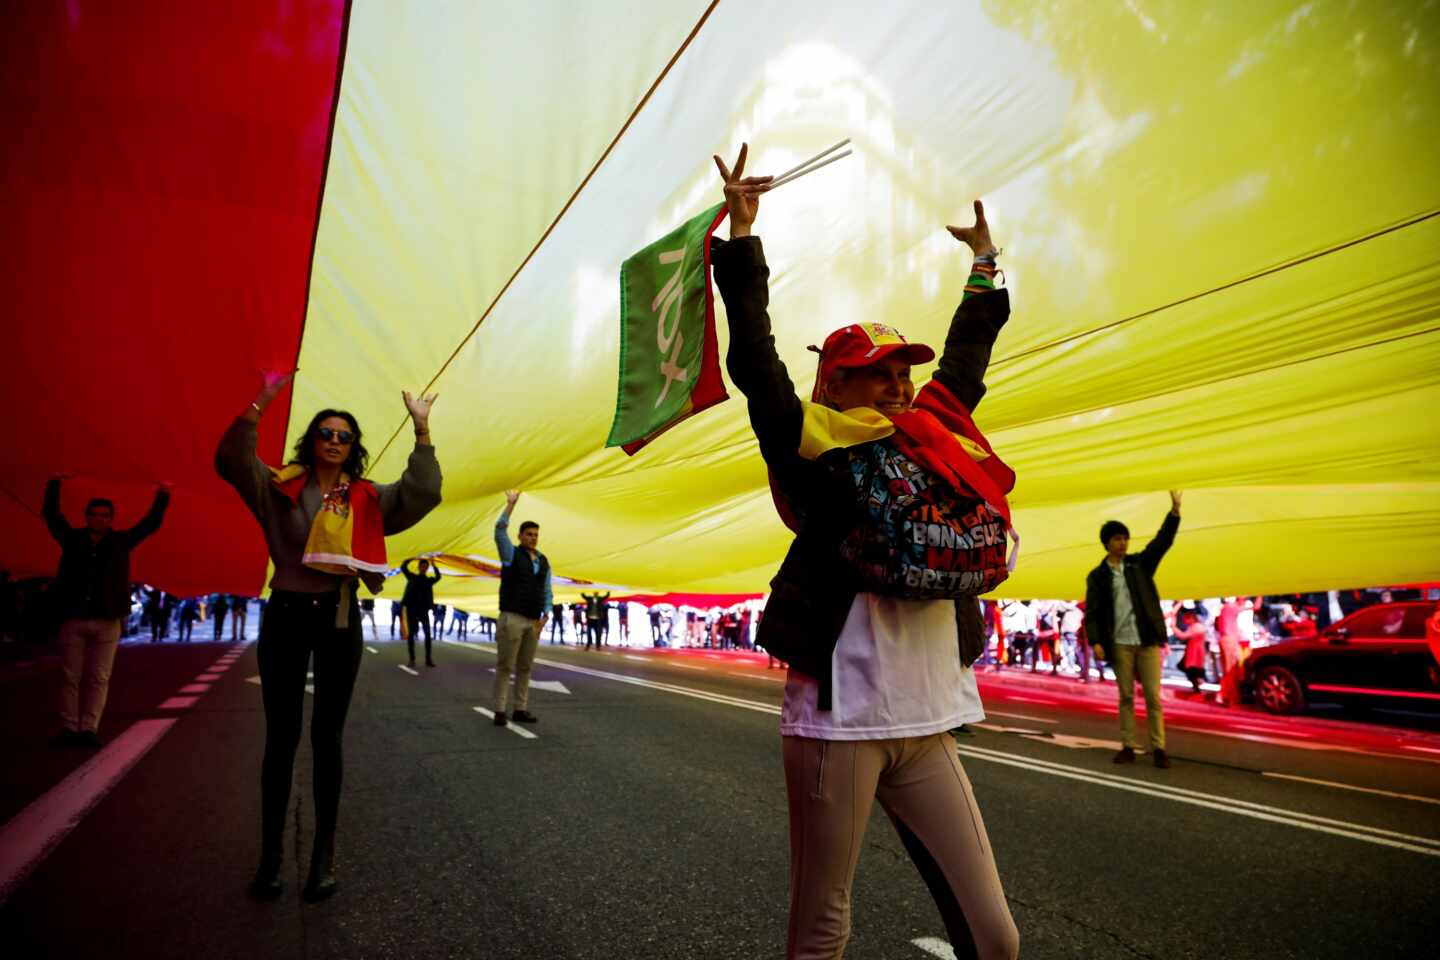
[248,849,284,900]
[302,832,337,903]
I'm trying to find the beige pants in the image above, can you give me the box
[1112,642,1165,750]
[58,617,122,733]
[494,611,540,713]
[782,734,1019,960]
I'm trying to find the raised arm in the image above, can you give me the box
[216,372,293,521]
[1137,491,1183,574]
[493,490,519,565]
[932,201,1009,412]
[376,391,442,535]
[122,484,171,545]
[711,144,806,472]
[42,476,71,543]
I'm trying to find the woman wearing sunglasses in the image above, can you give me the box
[215,372,442,902]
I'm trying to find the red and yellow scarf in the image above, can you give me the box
[773,377,1018,562]
[269,464,389,592]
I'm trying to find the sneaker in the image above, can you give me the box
[492,711,507,726]
[426,660,436,667]
[76,730,102,749]
[511,710,539,724]
[1152,748,1171,769]
[1112,746,1136,764]
[49,729,81,749]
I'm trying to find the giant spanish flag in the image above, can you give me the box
[3,1,1437,604]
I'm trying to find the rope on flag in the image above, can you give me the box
[607,202,731,454]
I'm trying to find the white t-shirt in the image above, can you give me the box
[1110,562,1141,646]
[780,593,986,740]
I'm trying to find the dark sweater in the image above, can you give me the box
[712,235,1009,708]
[401,559,441,609]
[44,478,169,621]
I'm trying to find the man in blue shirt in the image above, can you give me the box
[493,489,552,725]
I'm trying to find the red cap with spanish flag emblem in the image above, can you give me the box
[809,323,936,401]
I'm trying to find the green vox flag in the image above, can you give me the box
[607,203,730,455]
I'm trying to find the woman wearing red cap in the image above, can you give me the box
[711,144,1019,960]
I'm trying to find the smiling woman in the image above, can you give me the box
[711,144,1020,958]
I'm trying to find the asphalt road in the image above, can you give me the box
[3,635,1438,959]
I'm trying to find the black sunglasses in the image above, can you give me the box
[317,426,355,444]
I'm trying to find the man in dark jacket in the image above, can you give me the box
[43,475,170,747]
[1084,491,1182,768]
[400,557,441,667]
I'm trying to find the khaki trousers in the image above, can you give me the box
[58,617,122,733]
[782,734,1019,960]
[494,611,540,713]
[1112,642,1165,750]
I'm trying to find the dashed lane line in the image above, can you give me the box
[955,743,1440,858]
[472,706,538,739]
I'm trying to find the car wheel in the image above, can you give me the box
[1255,665,1305,715]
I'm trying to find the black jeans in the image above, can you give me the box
[586,621,603,649]
[405,604,432,662]
[257,591,363,857]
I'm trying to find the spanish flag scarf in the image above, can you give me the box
[269,464,389,593]
[774,376,1018,553]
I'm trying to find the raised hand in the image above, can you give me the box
[1170,489,1183,514]
[713,143,773,238]
[252,370,295,415]
[946,200,998,257]
[505,489,521,509]
[402,391,438,427]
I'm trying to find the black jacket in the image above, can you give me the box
[500,552,550,619]
[400,559,441,609]
[712,235,1008,709]
[1083,511,1181,658]
[44,478,169,621]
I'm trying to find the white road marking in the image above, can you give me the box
[157,696,199,709]
[669,664,707,671]
[955,743,1440,858]
[1167,723,1440,764]
[0,718,177,906]
[624,655,649,661]
[366,646,379,654]
[178,684,210,694]
[729,671,785,683]
[195,674,221,682]
[987,711,1059,724]
[245,675,312,695]
[484,669,571,695]
[398,665,419,676]
[1261,772,1440,806]
[911,937,957,959]
[472,706,538,739]
[446,642,780,715]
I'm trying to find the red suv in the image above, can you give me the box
[1243,602,1440,715]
